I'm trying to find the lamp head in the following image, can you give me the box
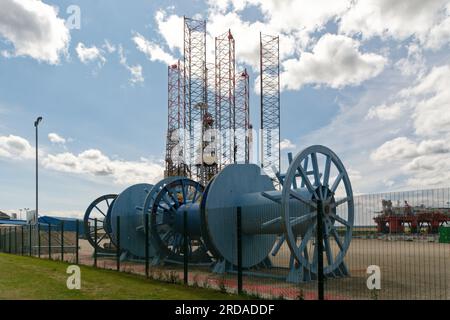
[34,116,42,127]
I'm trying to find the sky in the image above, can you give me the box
[0,0,449,218]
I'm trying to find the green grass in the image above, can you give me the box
[0,253,243,300]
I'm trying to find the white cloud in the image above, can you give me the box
[372,137,450,163]
[279,138,296,150]
[366,102,405,121]
[132,32,175,65]
[1,133,164,185]
[407,66,450,137]
[372,136,449,162]
[339,0,450,49]
[281,34,387,90]
[153,0,450,81]
[370,137,419,162]
[118,45,144,84]
[207,11,266,69]
[153,2,349,71]
[236,0,350,34]
[0,0,70,64]
[347,168,362,182]
[366,63,450,189]
[403,154,450,187]
[395,43,426,76]
[424,13,450,50]
[48,133,66,144]
[103,39,116,53]
[0,134,34,160]
[43,149,164,185]
[155,9,184,53]
[75,43,105,65]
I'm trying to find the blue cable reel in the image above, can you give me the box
[108,183,154,258]
[83,194,118,254]
[149,177,212,265]
[149,145,354,283]
[84,145,354,283]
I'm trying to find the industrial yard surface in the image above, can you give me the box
[75,238,450,300]
[0,253,244,300]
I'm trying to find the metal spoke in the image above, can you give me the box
[289,189,317,209]
[303,244,309,261]
[332,196,350,208]
[329,213,351,227]
[300,157,309,188]
[165,188,180,208]
[324,235,333,266]
[261,216,281,229]
[331,228,344,251]
[323,155,331,187]
[291,174,298,189]
[297,165,318,199]
[312,240,318,268]
[322,156,331,199]
[299,222,316,253]
[94,205,106,217]
[181,180,187,204]
[192,187,199,203]
[311,152,320,187]
[97,233,107,244]
[331,172,344,193]
[261,191,281,204]
[161,230,172,242]
[161,195,177,213]
[105,198,110,208]
[289,211,317,227]
[271,235,285,256]
[158,201,175,214]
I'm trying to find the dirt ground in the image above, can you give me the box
[74,237,449,300]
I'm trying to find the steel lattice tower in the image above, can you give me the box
[215,30,236,169]
[205,62,219,173]
[235,69,250,164]
[165,61,188,177]
[260,33,280,174]
[184,17,217,184]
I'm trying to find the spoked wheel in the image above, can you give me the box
[150,178,210,263]
[281,145,354,278]
[84,194,118,254]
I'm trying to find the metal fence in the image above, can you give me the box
[0,187,449,300]
[0,221,79,263]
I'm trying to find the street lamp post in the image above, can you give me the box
[34,117,42,225]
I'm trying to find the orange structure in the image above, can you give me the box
[374,200,450,233]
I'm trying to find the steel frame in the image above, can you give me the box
[260,33,280,174]
[215,30,236,169]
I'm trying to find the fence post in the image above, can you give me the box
[94,218,97,268]
[29,224,32,256]
[9,226,11,254]
[317,199,324,301]
[183,210,188,285]
[14,226,17,254]
[21,226,24,255]
[48,223,52,260]
[75,220,79,264]
[37,223,41,258]
[116,216,120,271]
[61,221,64,262]
[237,206,243,295]
[145,213,149,278]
